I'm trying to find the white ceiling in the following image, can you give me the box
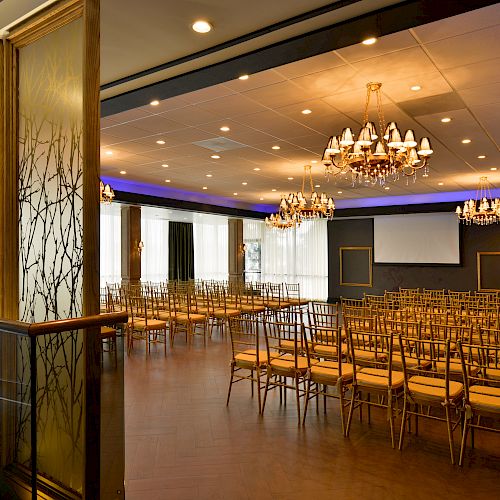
[101,4,500,209]
[99,0,402,98]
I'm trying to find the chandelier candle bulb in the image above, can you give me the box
[340,128,355,146]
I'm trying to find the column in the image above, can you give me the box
[228,218,244,283]
[121,205,142,285]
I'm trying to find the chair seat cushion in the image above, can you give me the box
[288,298,309,305]
[357,368,404,390]
[213,309,241,318]
[101,326,116,338]
[408,375,463,402]
[310,361,354,385]
[313,344,337,358]
[469,385,500,413]
[279,339,299,352]
[270,354,309,374]
[235,349,268,368]
[240,304,266,313]
[435,358,479,376]
[176,313,207,323]
[392,354,431,371]
[134,319,167,330]
[345,346,388,364]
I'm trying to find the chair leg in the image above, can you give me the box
[339,384,346,436]
[226,364,234,406]
[398,397,407,451]
[388,395,395,449]
[295,375,301,425]
[459,416,469,467]
[256,367,262,414]
[302,380,311,425]
[261,372,271,415]
[444,403,455,465]
[251,369,254,397]
[345,388,356,437]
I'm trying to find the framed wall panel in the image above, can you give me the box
[339,246,373,287]
[477,252,500,291]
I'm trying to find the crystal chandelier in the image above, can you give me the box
[322,82,434,185]
[100,180,115,203]
[456,176,500,225]
[265,211,301,230]
[279,165,335,220]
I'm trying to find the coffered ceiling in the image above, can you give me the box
[101,3,500,210]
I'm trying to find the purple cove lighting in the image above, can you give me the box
[101,176,276,213]
[334,188,500,210]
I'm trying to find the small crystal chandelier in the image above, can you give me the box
[265,211,301,230]
[279,165,335,220]
[100,180,115,203]
[322,82,433,185]
[456,176,500,225]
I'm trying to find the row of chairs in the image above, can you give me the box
[227,306,500,466]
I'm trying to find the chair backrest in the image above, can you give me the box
[479,327,500,346]
[458,340,500,402]
[263,318,303,364]
[303,324,343,368]
[228,316,262,364]
[308,309,339,330]
[285,283,300,300]
[311,301,338,315]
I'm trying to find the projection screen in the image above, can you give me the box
[373,213,460,264]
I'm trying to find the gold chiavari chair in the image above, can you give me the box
[346,321,404,448]
[227,316,267,413]
[238,282,266,317]
[285,283,309,309]
[261,318,309,423]
[206,284,240,338]
[266,283,291,311]
[458,340,500,465]
[302,325,354,434]
[340,297,365,309]
[310,301,338,316]
[398,337,463,464]
[174,286,209,345]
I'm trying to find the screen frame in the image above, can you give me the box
[372,213,463,266]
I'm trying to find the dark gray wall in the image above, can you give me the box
[328,217,500,301]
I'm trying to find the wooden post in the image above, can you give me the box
[121,205,142,286]
[228,219,244,283]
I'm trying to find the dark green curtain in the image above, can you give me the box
[169,221,194,280]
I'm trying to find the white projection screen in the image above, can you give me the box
[374,213,460,264]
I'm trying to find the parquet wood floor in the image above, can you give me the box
[124,332,500,500]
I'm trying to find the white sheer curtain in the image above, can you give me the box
[244,218,327,300]
[141,206,169,283]
[193,213,228,281]
[100,203,121,287]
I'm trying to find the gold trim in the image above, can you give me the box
[7,0,83,48]
[476,251,500,291]
[339,246,373,287]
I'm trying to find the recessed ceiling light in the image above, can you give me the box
[410,85,422,91]
[150,100,159,106]
[161,164,169,168]
[165,179,171,183]
[271,188,277,192]
[156,140,165,145]
[337,191,343,194]
[362,37,377,45]
[272,145,280,150]
[315,184,320,188]
[253,167,261,171]
[301,109,312,115]
[192,20,212,33]
[288,177,294,180]
[491,167,497,171]
[242,182,248,185]
[438,182,444,186]
[462,139,471,144]
[478,155,486,159]
[220,126,230,132]
[233,192,238,196]
[211,154,220,159]
[203,186,208,190]
[422,173,429,178]
[238,74,249,81]
[259,197,264,201]
[105,150,113,156]
[311,160,317,164]
[119,170,126,175]
[441,117,452,123]
[384,186,390,190]
[206,174,213,177]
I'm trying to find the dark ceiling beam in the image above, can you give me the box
[101,0,497,117]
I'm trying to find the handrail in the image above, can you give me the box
[0,312,128,337]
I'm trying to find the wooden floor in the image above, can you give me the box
[124,331,500,500]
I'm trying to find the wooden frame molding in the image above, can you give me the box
[339,246,373,287]
[476,251,500,291]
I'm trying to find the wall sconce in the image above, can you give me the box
[137,241,144,254]
[239,243,246,256]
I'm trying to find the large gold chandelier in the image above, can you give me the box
[280,165,335,220]
[322,82,433,185]
[456,176,500,225]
